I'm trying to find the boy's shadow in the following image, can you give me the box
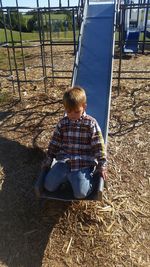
[0,136,70,267]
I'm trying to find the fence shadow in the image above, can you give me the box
[0,136,70,267]
[109,86,149,137]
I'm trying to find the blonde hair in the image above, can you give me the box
[63,86,86,111]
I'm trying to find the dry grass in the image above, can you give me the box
[0,49,150,267]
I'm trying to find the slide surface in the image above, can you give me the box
[35,2,116,201]
[124,30,140,53]
[72,3,116,142]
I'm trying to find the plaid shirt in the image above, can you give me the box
[47,112,107,171]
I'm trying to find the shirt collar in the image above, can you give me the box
[81,111,86,118]
[64,111,86,121]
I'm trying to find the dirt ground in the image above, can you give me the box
[0,50,150,267]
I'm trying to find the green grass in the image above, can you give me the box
[23,13,67,27]
[24,13,67,21]
[0,29,79,43]
[23,14,33,21]
[0,29,39,42]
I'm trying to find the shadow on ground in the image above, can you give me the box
[0,136,70,267]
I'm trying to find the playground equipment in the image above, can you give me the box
[116,0,150,88]
[0,0,150,200]
[123,4,141,52]
[124,31,140,53]
[146,19,150,37]
[122,0,150,53]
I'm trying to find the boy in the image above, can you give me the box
[42,86,107,199]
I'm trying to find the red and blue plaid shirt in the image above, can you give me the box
[47,112,107,171]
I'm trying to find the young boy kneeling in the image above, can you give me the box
[42,86,107,199]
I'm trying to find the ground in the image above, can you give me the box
[0,50,150,267]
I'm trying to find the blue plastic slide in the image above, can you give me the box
[72,2,116,144]
[146,31,150,39]
[124,30,140,53]
[35,1,116,201]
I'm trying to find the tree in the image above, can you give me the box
[0,11,4,28]
[27,14,38,32]
[65,11,72,30]
[5,10,27,32]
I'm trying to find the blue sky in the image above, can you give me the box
[2,0,78,8]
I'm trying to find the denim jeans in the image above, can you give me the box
[44,161,94,199]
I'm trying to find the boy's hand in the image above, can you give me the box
[96,166,107,181]
[41,157,52,170]
[97,166,108,189]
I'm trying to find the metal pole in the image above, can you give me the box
[72,8,76,55]
[7,7,21,100]
[16,0,27,83]
[0,0,15,93]
[36,0,47,92]
[118,4,125,94]
[142,0,149,53]
[41,8,47,92]
[48,0,55,85]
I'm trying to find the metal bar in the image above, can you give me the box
[4,74,150,85]
[46,76,72,79]
[53,70,73,73]
[2,68,149,74]
[48,0,55,85]
[113,70,150,73]
[0,6,80,10]
[117,5,125,94]
[1,41,78,46]
[40,7,47,92]
[7,7,21,99]
[120,3,150,10]
[72,8,76,55]
[8,79,45,82]
[36,0,47,92]
[142,0,149,54]
[113,77,150,80]
[4,39,150,47]
[9,76,72,82]
[0,0,15,93]
[16,0,27,83]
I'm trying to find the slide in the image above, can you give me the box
[35,1,116,201]
[72,2,116,143]
[123,30,140,53]
[146,31,150,38]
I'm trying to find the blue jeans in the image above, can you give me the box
[44,162,94,199]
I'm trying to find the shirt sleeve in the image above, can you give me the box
[46,121,62,161]
[91,120,107,167]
